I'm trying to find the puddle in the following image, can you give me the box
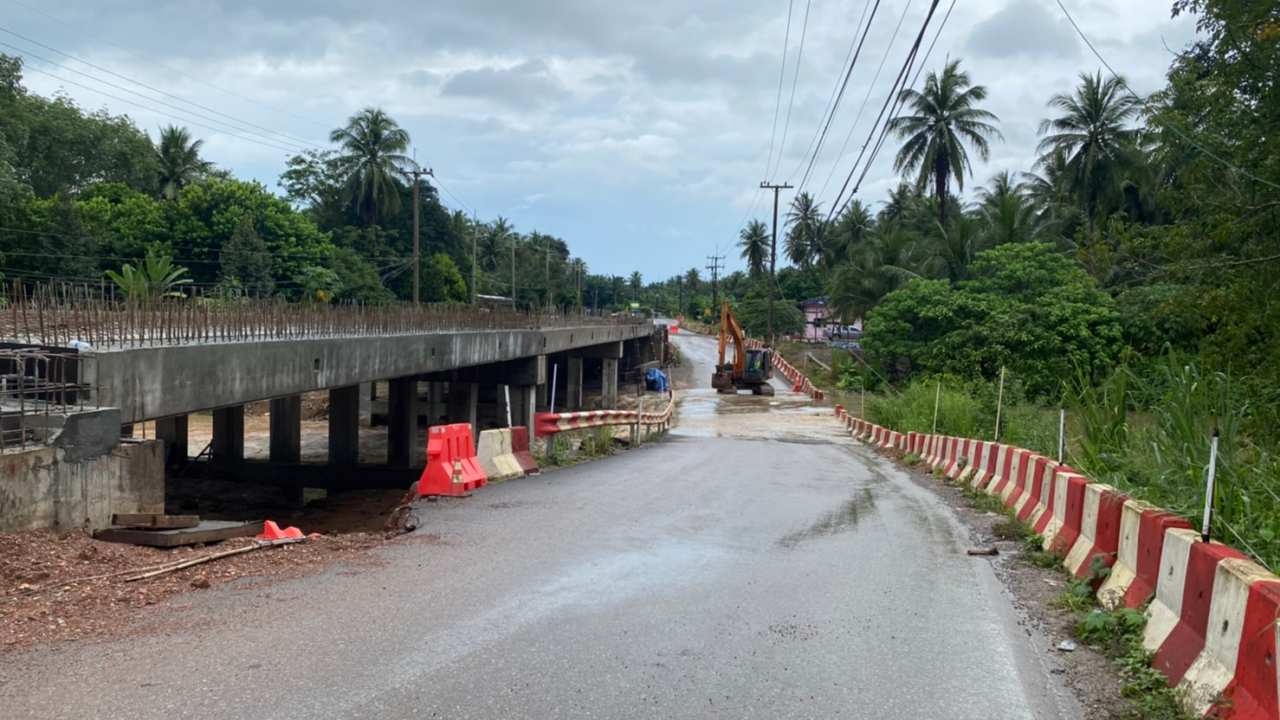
[776,487,878,549]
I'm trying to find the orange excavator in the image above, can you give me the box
[710,301,775,395]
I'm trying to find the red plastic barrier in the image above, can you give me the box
[257,520,303,541]
[509,426,541,475]
[418,423,488,497]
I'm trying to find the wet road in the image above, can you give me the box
[2,332,1079,719]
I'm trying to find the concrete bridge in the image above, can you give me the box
[0,288,659,527]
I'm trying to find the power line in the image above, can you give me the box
[772,0,812,181]
[5,0,336,135]
[12,61,301,155]
[763,0,796,179]
[0,23,324,149]
[794,0,885,191]
[826,0,943,223]
[1053,0,1280,192]
[787,0,876,182]
[813,0,915,201]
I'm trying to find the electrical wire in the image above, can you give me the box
[772,0,812,181]
[787,0,875,183]
[0,22,325,148]
[763,0,795,181]
[813,0,915,201]
[12,62,301,155]
[826,0,942,223]
[795,0,884,191]
[1053,0,1280,192]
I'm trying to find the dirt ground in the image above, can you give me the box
[886,449,1133,720]
[0,529,412,651]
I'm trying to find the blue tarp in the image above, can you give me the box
[645,368,669,392]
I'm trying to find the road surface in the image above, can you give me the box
[2,332,1080,719]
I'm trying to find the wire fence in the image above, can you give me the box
[0,281,642,349]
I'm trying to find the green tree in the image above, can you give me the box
[105,245,192,301]
[828,225,931,320]
[784,191,822,268]
[976,171,1041,246]
[422,252,468,302]
[822,200,872,270]
[219,215,274,296]
[862,242,1122,395]
[155,125,212,200]
[330,108,412,226]
[1036,72,1142,223]
[889,59,1002,222]
[738,219,769,277]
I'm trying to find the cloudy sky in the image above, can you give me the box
[6,0,1197,279]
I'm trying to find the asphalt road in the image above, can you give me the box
[2,332,1081,719]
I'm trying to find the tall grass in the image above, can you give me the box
[866,358,1279,569]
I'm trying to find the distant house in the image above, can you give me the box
[800,297,829,343]
[800,297,861,344]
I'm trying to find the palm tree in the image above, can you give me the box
[738,220,769,277]
[827,225,931,320]
[784,191,823,268]
[888,59,1002,222]
[822,200,873,270]
[155,125,211,200]
[106,245,192,301]
[479,217,513,271]
[629,271,643,300]
[977,171,1041,246]
[330,108,413,226]
[1036,72,1142,223]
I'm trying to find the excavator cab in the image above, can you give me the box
[711,302,775,396]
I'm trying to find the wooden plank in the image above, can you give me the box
[111,513,200,529]
[94,520,257,548]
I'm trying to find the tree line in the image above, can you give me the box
[0,54,643,311]
[722,0,1280,436]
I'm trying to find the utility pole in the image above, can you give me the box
[408,165,434,304]
[545,236,551,311]
[760,180,793,345]
[676,276,683,317]
[511,240,516,307]
[471,211,479,304]
[705,254,724,313]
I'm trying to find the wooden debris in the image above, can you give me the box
[967,546,1000,556]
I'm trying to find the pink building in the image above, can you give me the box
[800,297,861,344]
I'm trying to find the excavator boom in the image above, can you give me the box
[711,301,774,396]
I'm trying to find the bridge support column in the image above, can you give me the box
[428,381,447,426]
[566,356,583,410]
[601,358,619,409]
[447,382,479,440]
[511,385,537,442]
[211,405,244,464]
[387,377,416,468]
[269,395,302,463]
[329,385,360,466]
[155,414,188,469]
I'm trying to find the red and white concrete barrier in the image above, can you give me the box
[1097,500,1192,610]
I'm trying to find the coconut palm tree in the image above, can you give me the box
[155,125,211,200]
[330,108,413,226]
[827,225,931,320]
[629,271,643,300]
[823,200,873,270]
[977,171,1041,246]
[738,220,769,277]
[1036,72,1142,223]
[784,191,823,268]
[479,217,513,271]
[888,59,1002,222]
